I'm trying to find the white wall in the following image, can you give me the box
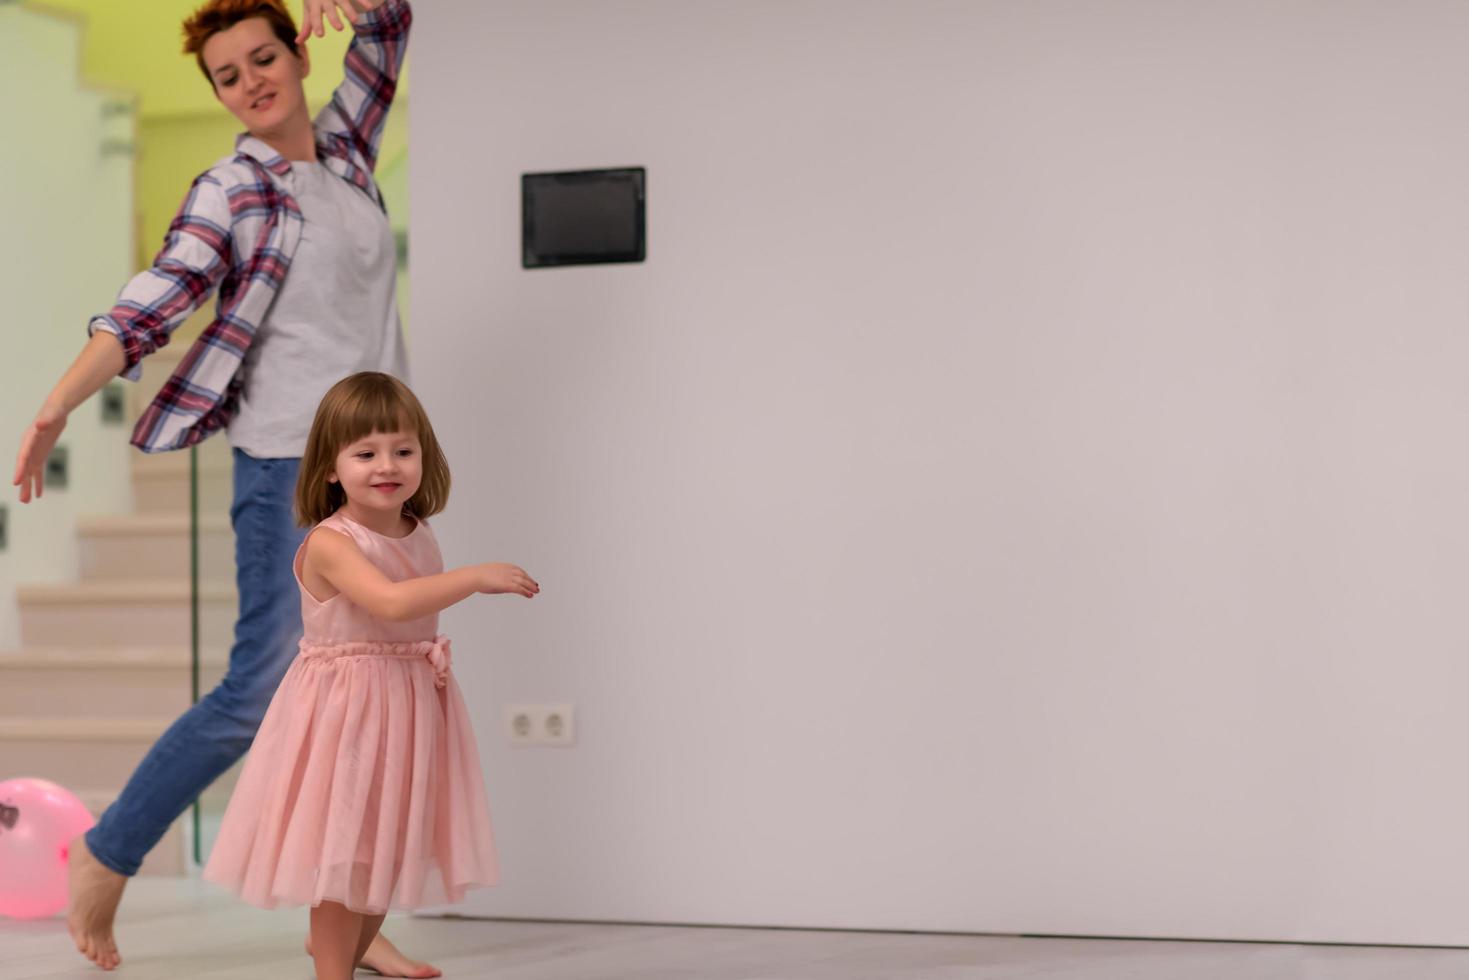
[411,0,1469,944]
[0,5,135,650]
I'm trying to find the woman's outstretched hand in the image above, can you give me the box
[12,405,67,504]
[476,563,541,599]
[297,0,386,43]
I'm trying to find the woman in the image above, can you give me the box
[12,1,439,975]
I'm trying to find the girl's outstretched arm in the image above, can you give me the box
[306,527,538,622]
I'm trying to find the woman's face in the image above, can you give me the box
[201,17,311,134]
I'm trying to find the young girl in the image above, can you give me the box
[203,371,539,980]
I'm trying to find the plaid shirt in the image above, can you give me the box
[93,0,412,453]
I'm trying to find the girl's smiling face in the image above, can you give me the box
[331,430,423,520]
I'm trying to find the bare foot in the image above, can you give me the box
[306,931,442,978]
[65,836,126,971]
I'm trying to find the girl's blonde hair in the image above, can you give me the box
[295,372,451,527]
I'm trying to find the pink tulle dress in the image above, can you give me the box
[203,510,498,914]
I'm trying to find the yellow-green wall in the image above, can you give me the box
[29,0,408,119]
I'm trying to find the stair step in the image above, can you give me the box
[76,514,230,534]
[129,442,234,515]
[17,580,234,602]
[18,580,237,650]
[0,718,172,792]
[128,442,232,477]
[76,513,233,584]
[0,647,228,718]
[132,469,232,514]
[0,646,229,665]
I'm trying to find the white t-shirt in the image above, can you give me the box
[226,160,407,458]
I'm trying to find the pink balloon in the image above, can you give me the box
[0,778,96,920]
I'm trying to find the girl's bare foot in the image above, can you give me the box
[306,931,442,978]
[65,837,126,971]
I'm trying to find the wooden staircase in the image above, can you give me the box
[0,349,236,875]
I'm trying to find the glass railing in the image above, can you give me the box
[189,438,238,866]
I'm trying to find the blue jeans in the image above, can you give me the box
[86,449,306,876]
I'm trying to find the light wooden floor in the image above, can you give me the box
[5,877,1469,979]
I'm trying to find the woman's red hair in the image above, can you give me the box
[182,0,300,85]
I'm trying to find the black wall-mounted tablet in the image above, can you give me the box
[522,167,645,268]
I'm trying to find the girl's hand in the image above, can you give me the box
[12,404,67,504]
[476,563,540,599]
[296,0,385,43]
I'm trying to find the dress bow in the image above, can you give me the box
[427,634,453,688]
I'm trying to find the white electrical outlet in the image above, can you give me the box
[506,704,576,747]
[508,708,535,742]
